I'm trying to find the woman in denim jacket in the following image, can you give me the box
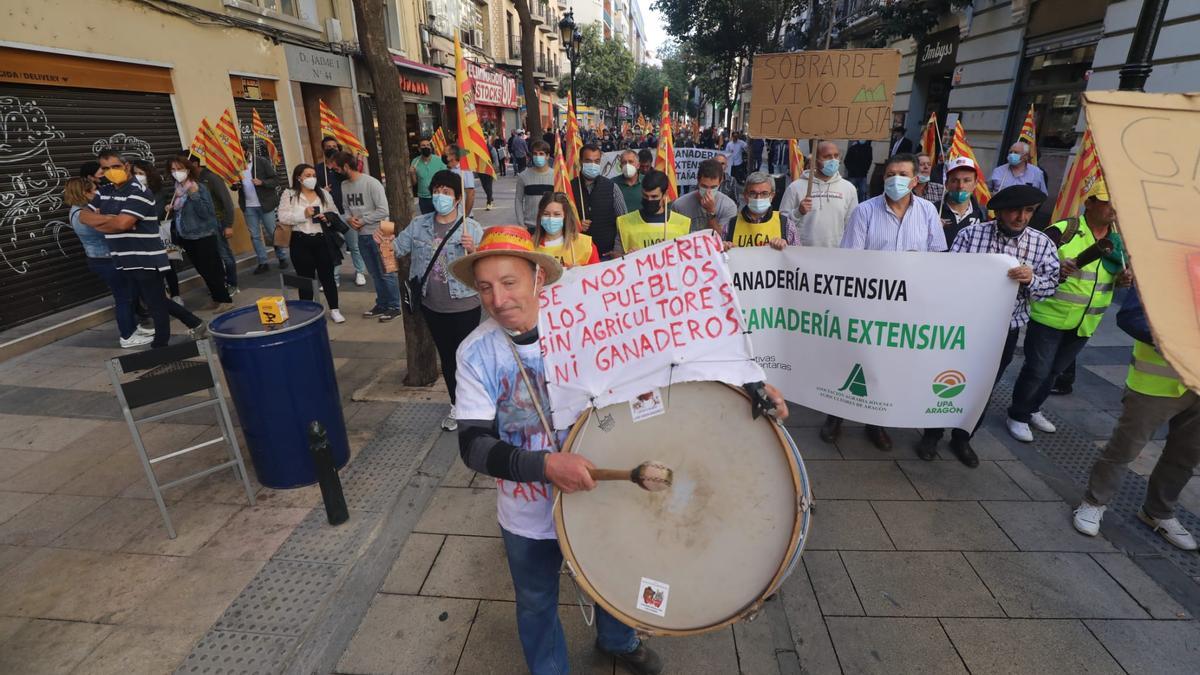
[166,155,233,310]
[392,170,484,431]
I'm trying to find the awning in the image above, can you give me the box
[391,54,446,77]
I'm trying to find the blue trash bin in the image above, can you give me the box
[209,300,350,489]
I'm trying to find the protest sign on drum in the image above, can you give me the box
[729,246,1018,430]
[538,231,764,428]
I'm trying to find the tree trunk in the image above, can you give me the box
[514,0,543,139]
[352,0,438,387]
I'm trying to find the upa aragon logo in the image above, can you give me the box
[837,363,868,397]
[931,370,966,399]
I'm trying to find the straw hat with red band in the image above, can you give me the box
[450,226,564,288]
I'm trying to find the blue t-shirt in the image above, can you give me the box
[90,180,170,272]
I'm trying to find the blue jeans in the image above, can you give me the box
[1008,320,1091,423]
[87,257,137,339]
[502,528,638,675]
[123,269,202,347]
[357,231,400,310]
[244,206,288,264]
[215,233,238,287]
[343,224,366,274]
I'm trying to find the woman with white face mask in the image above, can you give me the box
[533,192,599,268]
[167,156,233,310]
[277,164,345,322]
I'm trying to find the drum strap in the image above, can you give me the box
[506,338,559,452]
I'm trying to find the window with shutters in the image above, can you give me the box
[234,98,288,178]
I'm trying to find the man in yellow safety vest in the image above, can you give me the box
[1072,288,1199,550]
[612,170,691,255]
[724,171,795,249]
[1006,177,1130,442]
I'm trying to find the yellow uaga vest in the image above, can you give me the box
[1029,216,1116,337]
[537,233,593,268]
[616,210,690,252]
[1127,340,1189,398]
[730,211,782,247]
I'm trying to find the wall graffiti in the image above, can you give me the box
[0,96,70,274]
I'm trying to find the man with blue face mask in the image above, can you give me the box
[939,157,986,245]
[828,153,947,452]
[569,143,627,258]
[780,141,859,247]
[514,140,555,231]
[989,141,1047,194]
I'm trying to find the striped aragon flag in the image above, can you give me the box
[947,121,991,207]
[1018,104,1038,166]
[453,35,496,178]
[250,109,282,166]
[788,139,805,182]
[920,110,940,163]
[565,93,583,179]
[654,87,679,201]
[431,127,448,157]
[319,100,368,156]
[552,131,580,221]
[214,109,247,174]
[189,118,240,185]
[1051,128,1100,223]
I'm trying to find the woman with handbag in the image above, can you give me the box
[393,170,484,431]
[166,156,234,312]
[277,164,346,323]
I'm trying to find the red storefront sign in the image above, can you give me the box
[400,75,430,96]
[467,61,518,109]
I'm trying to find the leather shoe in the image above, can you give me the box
[915,435,939,461]
[601,641,663,675]
[819,416,842,443]
[866,425,892,451]
[949,437,979,468]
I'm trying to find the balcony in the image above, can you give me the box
[538,6,558,32]
[505,33,522,67]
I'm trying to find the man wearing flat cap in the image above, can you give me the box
[916,184,1061,466]
[1006,177,1130,443]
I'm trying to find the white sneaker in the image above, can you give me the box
[330,309,346,324]
[171,296,183,306]
[1072,503,1106,536]
[1138,510,1199,550]
[134,325,155,337]
[1030,411,1057,433]
[441,404,458,431]
[355,272,367,286]
[119,333,153,348]
[1006,417,1034,442]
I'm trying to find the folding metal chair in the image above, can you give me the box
[106,339,256,539]
[280,272,321,306]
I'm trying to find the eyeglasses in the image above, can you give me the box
[746,190,772,199]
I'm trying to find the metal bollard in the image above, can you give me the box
[309,421,349,525]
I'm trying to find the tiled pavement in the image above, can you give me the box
[3,175,1200,673]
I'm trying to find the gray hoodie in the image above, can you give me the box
[341,173,389,234]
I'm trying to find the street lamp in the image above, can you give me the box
[558,9,583,113]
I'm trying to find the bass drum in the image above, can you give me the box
[554,381,812,636]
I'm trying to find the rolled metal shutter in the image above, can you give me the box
[234,98,287,177]
[0,84,182,331]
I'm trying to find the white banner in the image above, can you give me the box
[598,148,722,187]
[539,231,765,429]
[729,247,1019,430]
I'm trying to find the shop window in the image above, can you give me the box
[1008,44,1096,154]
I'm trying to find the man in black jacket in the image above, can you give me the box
[570,143,628,258]
[845,140,873,198]
[231,141,288,274]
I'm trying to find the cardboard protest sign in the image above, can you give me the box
[729,246,1017,429]
[749,49,901,141]
[538,231,764,428]
[1083,91,1200,390]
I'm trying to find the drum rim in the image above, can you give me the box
[553,382,807,637]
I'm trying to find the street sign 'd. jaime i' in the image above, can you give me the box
[749,49,901,141]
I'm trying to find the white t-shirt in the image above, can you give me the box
[453,167,476,190]
[455,318,566,540]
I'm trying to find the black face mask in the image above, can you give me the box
[323,148,336,159]
[96,174,111,186]
[420,147,432,157]
[641,198,661,215]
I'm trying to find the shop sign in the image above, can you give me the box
[467,61,519,108]
[242,78,263,100]
[915,28,960,76]
[284,44,352,88]
[401,76,430,96]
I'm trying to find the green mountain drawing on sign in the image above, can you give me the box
[852,83,886,103]
[838,364,869,397]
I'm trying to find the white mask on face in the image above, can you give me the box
[301,177,318,190]
[171,170,188,183]
[623,163,638,179]
[135,174,148,187]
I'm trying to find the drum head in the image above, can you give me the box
[556,381,801,634]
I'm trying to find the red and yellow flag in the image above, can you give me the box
[564,94,583,179]
[551,131,579,221]
[622,121,631,137]
[653,88,678,200]
[190,118,240,185]
[1018,103,1038,166]
[319,100,368,156]
[636,112,647,131]
[948,121,991,207]
[214,109,247,174]
[691,118,700,140]
[250,109,282,165]
[431,127,448,156]
[1051,128,1100,222]
[788,139,805,182]
[453,36,496,178]
[920,111,940,163]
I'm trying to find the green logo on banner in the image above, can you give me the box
[931,370,967,399]
[837,363,868,397]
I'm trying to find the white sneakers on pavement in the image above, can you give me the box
[355,272,367,287]
[134,326,155,337]
[1006,417,1034,442]
[1073,503,1106,536]
[330,309,346,324]
[441,404,458,431]
[1138,510,1199,550]
[119,333,153,349]
[1029,411,1057,433]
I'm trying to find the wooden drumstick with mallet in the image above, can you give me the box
[588,461,674,492]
